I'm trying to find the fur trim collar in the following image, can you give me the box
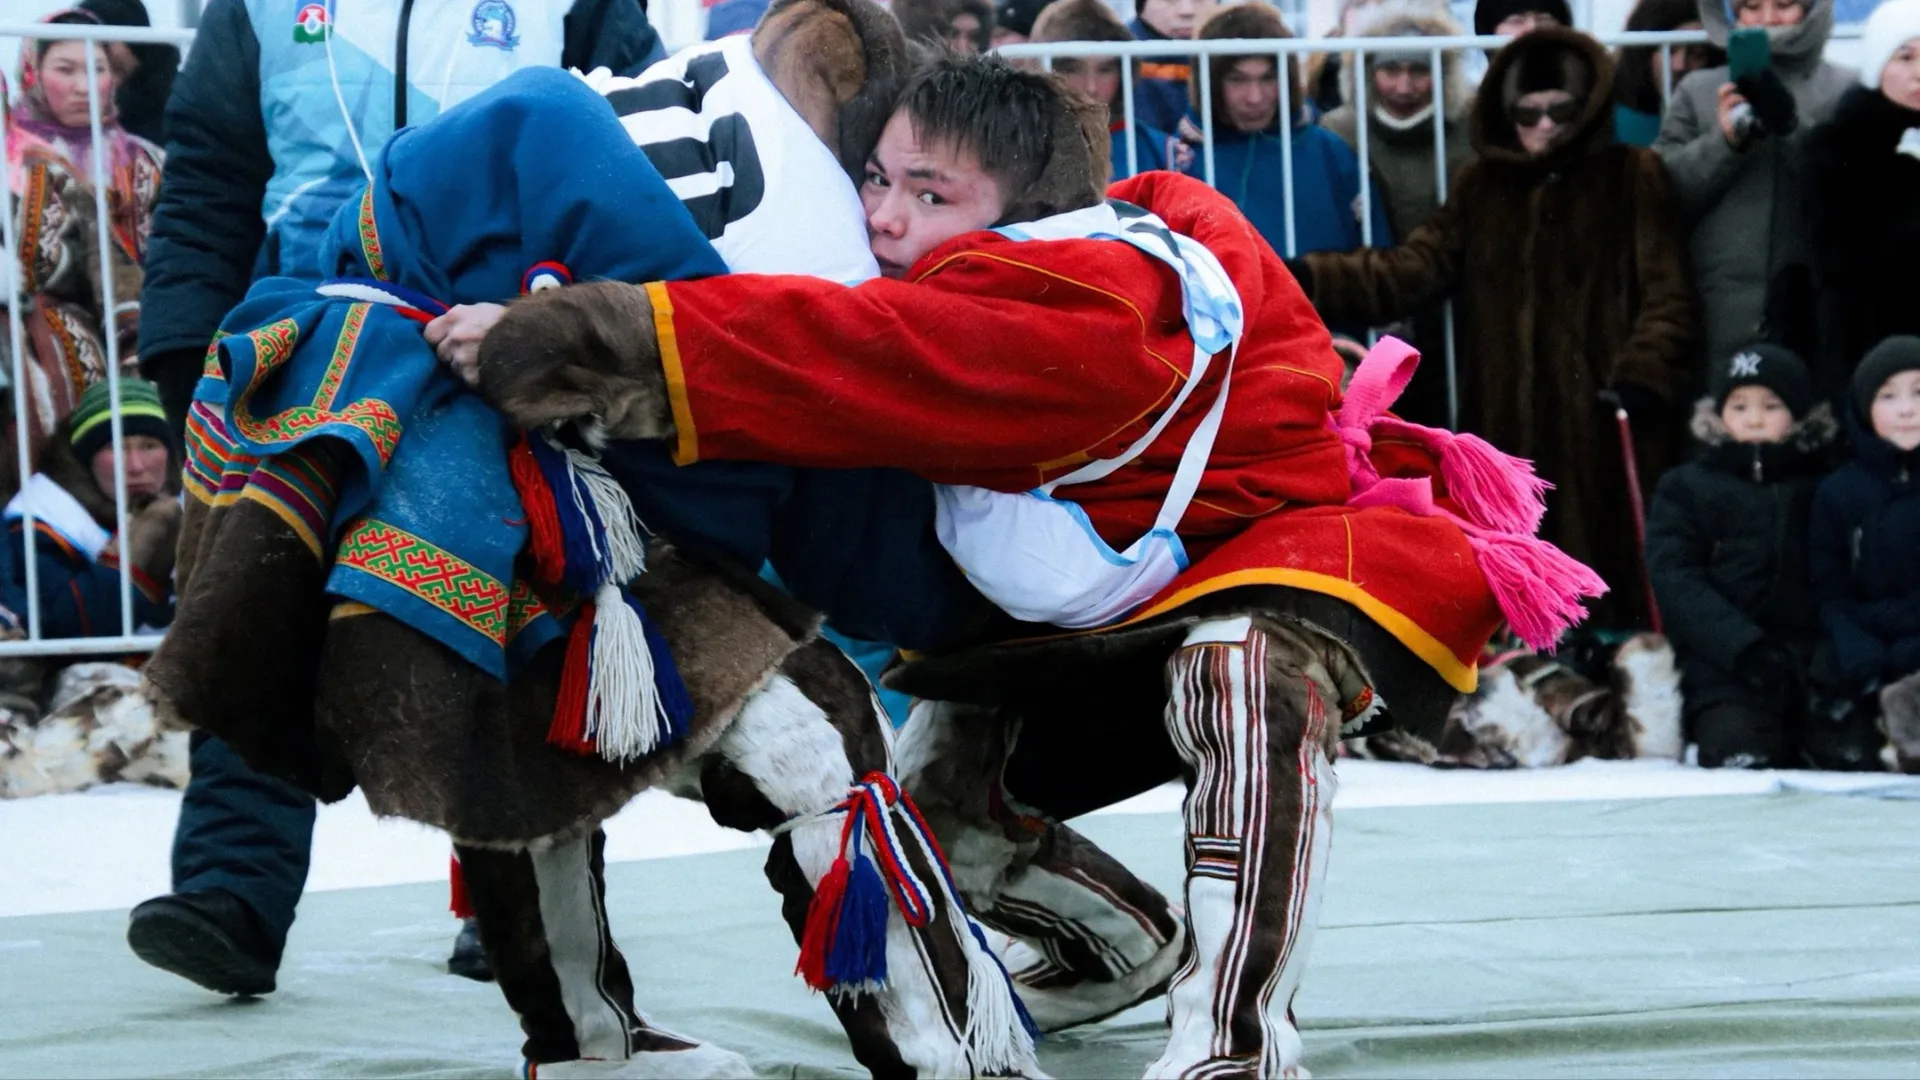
[1336,2,1470,123]
[1688,395,1839,453]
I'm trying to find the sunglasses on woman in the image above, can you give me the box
[1511,99,1584,127]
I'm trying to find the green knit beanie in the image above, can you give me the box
[68,378,172,465]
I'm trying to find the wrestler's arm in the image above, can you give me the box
[474,243,1188,474]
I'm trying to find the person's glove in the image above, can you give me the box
[474,281,671,439]
[1734,639,1796,698]
[1603,383,1667,436]
[1733,69,1799,138]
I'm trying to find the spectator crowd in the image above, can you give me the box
[4,0,1920,785]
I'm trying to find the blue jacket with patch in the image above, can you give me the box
[139,0,661,420]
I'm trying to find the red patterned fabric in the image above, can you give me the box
[657,172,1500,689]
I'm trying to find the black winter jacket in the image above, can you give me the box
[135,0,662,431]
[1809,418,1920,689]
[1647,399,1835,715]
[1805,88,1920,398]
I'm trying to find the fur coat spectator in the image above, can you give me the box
[1318,2,1475,426]
[1647,395,1834,722]
[1652,0,1854,374]
[1805,87,1920,395]
[1296,28,1696,629]
[4,16,161,498]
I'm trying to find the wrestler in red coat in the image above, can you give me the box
[461,54,1595,1078]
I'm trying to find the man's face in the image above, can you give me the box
[1494,9,1561,35]
[1138,0,1217,39]
[1371,59,1434,119]
[1056,57,1123,110]
[92,435,171,502]
[862,110,1008,278]
[1511,88,1579,154]
[1734,0,1803,28]
[1223,58,1280,132]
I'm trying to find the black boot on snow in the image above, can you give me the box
[126,889,279,996]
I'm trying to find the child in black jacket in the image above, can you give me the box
[1648,345,1841,768]
[1810,336,1920,773]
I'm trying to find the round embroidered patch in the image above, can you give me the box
[522,261,573,294]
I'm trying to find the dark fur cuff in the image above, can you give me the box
[476,281,674,440]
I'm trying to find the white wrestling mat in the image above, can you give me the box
[3,760,1919,1077]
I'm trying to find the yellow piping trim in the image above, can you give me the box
[330,601,378,620]
[1116,569,1477,692]
[646,281,699,466]
[959,569,1481,694]
[1341,514,1355,582]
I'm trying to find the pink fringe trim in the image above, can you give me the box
[1335,336,1605,651]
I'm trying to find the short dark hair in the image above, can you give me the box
[897,51,1060,205]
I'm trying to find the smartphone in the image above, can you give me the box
[1727,27,1772,81]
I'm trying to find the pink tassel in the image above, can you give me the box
[1437,432,1551,535]
[1466,530,1609,651]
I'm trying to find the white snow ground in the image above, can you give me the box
[5,758,1914,919]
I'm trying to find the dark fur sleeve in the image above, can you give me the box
[1297,166,1469,328]
[1605,151,1696,400]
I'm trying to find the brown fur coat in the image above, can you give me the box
[1299,28,1696,628]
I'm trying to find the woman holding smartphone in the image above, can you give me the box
[1651,0,1852,379]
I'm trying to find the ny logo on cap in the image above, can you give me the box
[1730,351,1762,378]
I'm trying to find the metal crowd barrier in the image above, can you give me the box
[1000,27,1856,429]
[1,21,195,658]
[0,21,1855,658]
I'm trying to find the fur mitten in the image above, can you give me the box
[476,281,674,439]
[126,496,183,586]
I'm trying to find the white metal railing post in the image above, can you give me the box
[1277,48,1295,257]
[1199,52,1215,188]
[1661,42,1674,105]
[0,93,44,643]
[82,39,139,637]
[1120,56,1139,178]
[1354,45,1371,249]
[1431,45,1459,431]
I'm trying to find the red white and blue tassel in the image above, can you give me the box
[796,773,1039,1072]
[509,430,692,764]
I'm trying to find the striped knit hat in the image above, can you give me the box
[69,378,172,465]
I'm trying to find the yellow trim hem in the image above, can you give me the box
[646,281,699,466]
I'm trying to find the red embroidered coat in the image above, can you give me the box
[649,172,1501,690]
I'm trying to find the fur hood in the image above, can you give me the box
[1189,3,1297,126]
[1687,394,1839,452]
[1470,27,1616,166]
[1333,3,1471,122]
[1029,0,1131,44]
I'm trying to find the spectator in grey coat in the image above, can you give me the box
[1652,0,1853,376]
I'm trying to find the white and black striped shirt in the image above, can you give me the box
[580,37,879,284]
